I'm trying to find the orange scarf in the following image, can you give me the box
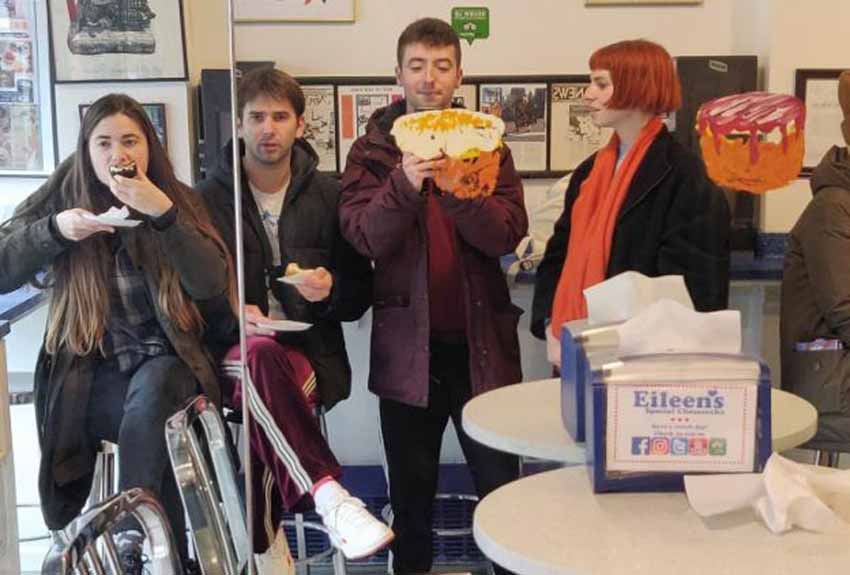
[550,117,664,338]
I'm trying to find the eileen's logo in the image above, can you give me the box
[633,389,725,410]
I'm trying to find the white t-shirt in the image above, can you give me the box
[249,178,290,319]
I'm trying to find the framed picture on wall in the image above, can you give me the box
[336,82,403,171]
[549,78,612,171]
[300,83,337,173]
[0,0,55,175]
[47,0,188,83]
[453,84,477,111]
[234,0,356,23]
[795,69,845,175]
[478,80,549,173]
[79,102,167,151]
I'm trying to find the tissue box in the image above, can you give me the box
[586,353,772,493]
[560,320,621,442]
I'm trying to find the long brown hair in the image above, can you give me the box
[12,94,236,356]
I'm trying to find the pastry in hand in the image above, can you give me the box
[108,160,138,179]
[285,262,303,277]
[391,109,505,199]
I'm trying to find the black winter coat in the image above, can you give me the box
[198,138,373,409]
[531,128,731,339]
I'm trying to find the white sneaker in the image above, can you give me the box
[314,482,394,559]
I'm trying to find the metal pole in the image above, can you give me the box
[224,0,254,572]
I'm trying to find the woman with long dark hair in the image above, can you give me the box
[0,93,236,572]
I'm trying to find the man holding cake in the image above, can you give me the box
[338,17,526,575]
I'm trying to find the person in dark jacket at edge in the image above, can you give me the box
[338,17,527,575]
[531,39,731,363]
[0,93,238,574]
[197,67,393,565]
[780,71,850,459]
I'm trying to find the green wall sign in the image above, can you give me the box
[451,7,490,45]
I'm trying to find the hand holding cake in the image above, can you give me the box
[391,109,505,199]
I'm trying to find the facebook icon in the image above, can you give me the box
[631,437,650,455]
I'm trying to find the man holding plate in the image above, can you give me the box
[339,17,527,575]
[199,67,393,562]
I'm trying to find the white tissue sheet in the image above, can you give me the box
[685,454,850,534]
[584,271,693,326]
[616,300,742,356]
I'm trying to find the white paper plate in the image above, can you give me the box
[255,320,312,332]
[278,271,310,285]
[83,214,142,227]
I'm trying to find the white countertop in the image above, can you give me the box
[474,466,850,575]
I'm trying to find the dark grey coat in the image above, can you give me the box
[781,145,850,450]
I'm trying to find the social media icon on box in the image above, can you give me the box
[631,437,650,455]
[671,437,688,455]
[650,437,670,455]
[709,438,727,456]
[689,437,709,456]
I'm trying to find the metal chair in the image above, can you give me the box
[41,487,182,575]
[165,395,251,575]
[814,450,842,467]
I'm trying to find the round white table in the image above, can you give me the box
[474,467,850,575]
[462,378,817,461]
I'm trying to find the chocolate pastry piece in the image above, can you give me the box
[109,161,137,179]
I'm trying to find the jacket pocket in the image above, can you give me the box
[493,303,523,362]
[372,305,414,371]
[786,349,848,415]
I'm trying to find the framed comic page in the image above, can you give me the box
[336,81,403,172]
[549,78,612,171]
[47,0,188,83]
[300,82,337,173]
[0,0,54,175]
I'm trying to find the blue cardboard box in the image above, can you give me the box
[560,321,620,442]
[584,353,772,493]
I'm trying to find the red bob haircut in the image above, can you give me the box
[589,39,681,115]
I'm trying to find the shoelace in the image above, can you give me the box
[118,544,150,575]
[323,496,374,533]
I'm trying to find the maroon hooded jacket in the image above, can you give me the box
[339,99,528,407]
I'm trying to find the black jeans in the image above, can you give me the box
[380,340,519,575]
[86,355,198,563]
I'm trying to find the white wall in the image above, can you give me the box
[757,0,850,231]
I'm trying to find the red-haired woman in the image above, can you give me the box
[0,93,236,572]
[531,39,731,358]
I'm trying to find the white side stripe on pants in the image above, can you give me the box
[221,360,314,494]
